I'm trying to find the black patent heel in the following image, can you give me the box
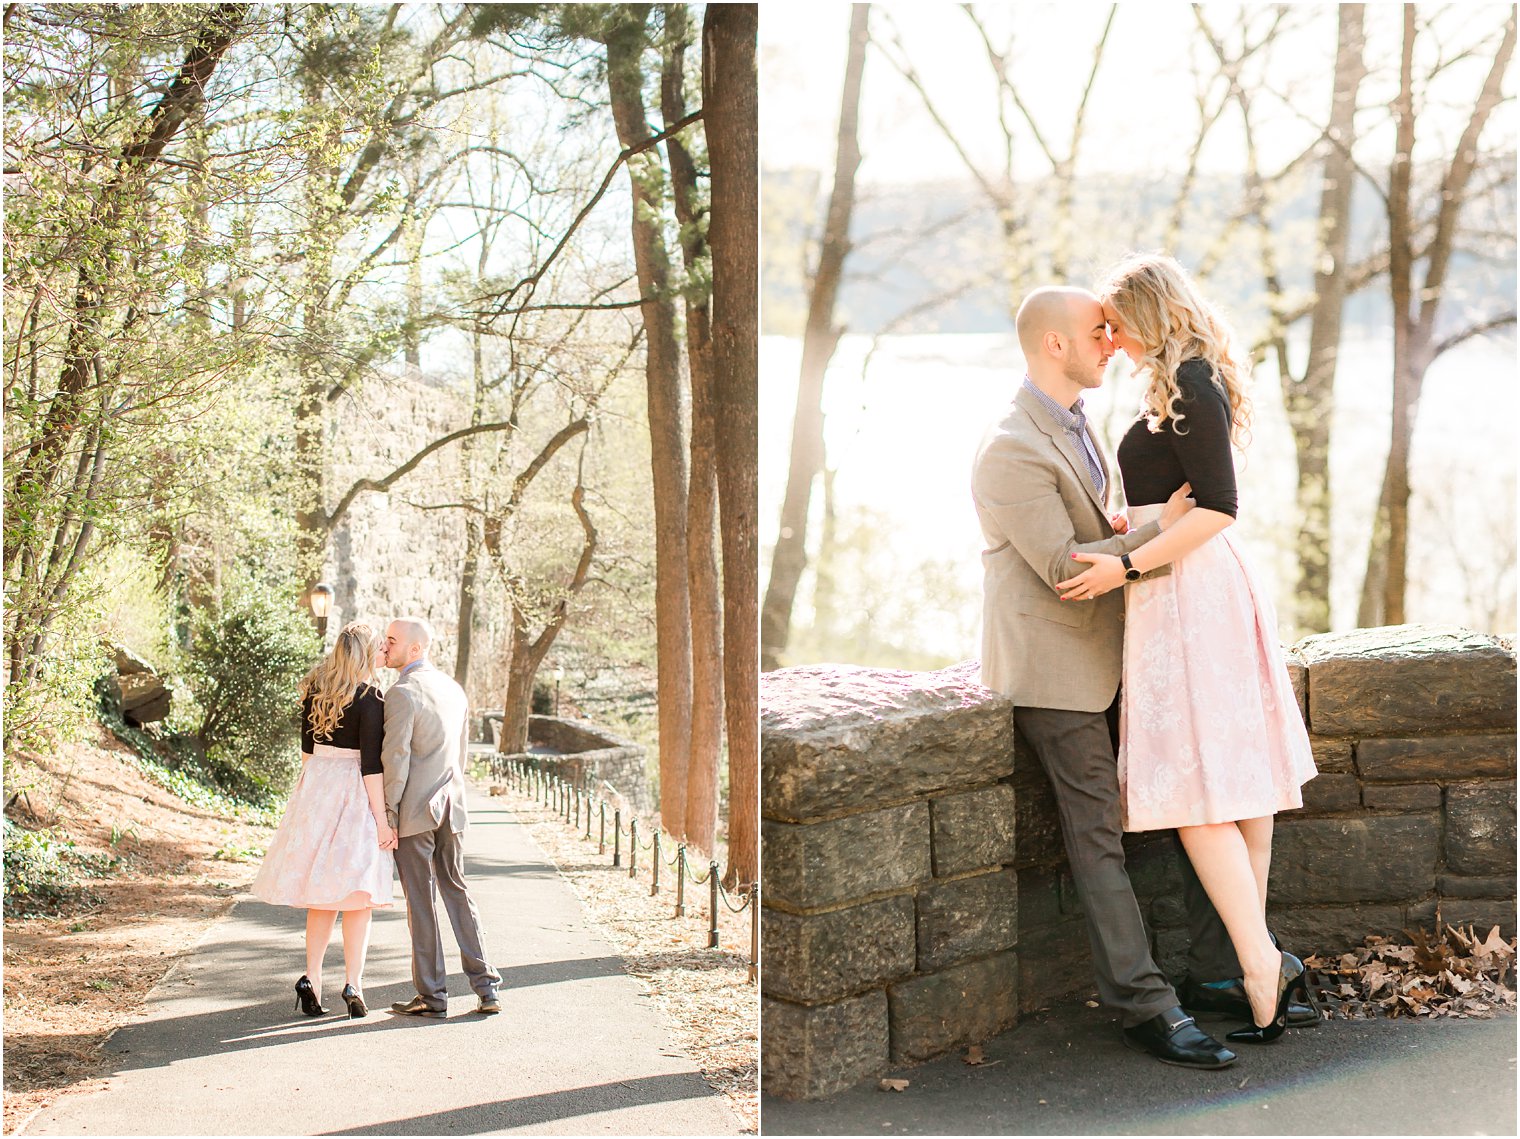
[294,974,326,1017]
[1226,951,1303,1044]
[341,983,367,1019]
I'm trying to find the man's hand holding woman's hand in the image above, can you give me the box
[374,814,399,851]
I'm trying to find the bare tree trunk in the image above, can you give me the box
[499,600,535,755]
[703,1,758,888]
[1359,7,1515,626]
[1283,3,1364,634]
[662,4,722,851]
[760,4,868,673]
[496,473,599,756]
[294,49,338,597]
[455,522,483,687]
[605,9,694,834]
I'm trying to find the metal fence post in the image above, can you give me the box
[628,817,638,877]
[613,809,622,867]
[650,831,661,896]
[584,794,592,840]
[675,845,687,917]
[708,861,719,949]
[598,801,606,854]
[748,883,760,984]
[574,788,580,829]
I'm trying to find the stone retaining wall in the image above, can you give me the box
[493,714,653,815]
[760,625,1516,1100]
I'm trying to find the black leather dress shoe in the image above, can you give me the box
[1122,1006,1237,1069]
[389,996,447,1018]
[1180,977,1320,1027]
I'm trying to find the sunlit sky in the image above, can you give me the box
[761,1,1516,184]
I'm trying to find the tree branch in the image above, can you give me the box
[323,418,522,532]
[476,109,704,326]
[1432,311,1516,358]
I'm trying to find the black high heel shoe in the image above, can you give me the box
[1226,951,1305,1044]
[341,984,367,1019]
[294,974,326,1017]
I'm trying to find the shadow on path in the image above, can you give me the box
[321,1072,718,1135]
[24,787,742,1137]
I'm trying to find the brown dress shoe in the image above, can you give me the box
[390,995,447,1018]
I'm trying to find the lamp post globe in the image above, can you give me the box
[309,582,335,642]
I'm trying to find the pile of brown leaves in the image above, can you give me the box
[1305,924,1517,1020]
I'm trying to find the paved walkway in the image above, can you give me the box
[763,1001,1517,1135]
[24,784,742,1136]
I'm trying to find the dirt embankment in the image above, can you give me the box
[3,727,273,1134]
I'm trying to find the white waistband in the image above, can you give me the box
[311,744,362,758]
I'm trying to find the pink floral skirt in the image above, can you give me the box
[1118,505,1317,831]
[250,745,394,910]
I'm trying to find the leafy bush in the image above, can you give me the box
[3,818,115,916]
[181,584,319,804]
[93,678,279,825]
[2,601,111,756]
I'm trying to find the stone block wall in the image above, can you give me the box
[494,714,653,815]
[760,625,1516,1101]
[325,370,489,701]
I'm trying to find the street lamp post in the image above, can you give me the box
[309,582,335,643]
[553,666,564,717]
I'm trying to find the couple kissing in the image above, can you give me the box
[250,617,501,1021]
[972,252,1319,1069]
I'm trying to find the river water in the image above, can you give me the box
[759,331,1517,666]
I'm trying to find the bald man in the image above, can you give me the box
[971,287,1235,1069]
[381,617,501,1017]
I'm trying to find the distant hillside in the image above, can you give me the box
[763,161,1518,341]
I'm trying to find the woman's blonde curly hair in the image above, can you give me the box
[1097,252,1252,447]
[298,621,379,741]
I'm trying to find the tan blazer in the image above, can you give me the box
[381,662,471,838]
[972,385,1165,712]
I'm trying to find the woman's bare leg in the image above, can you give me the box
[1177,821,1280,1025]
[340,908,374,990]
[304,909,339,1001]
[1236,815,1274,919]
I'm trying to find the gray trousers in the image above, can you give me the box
[1177,832,1242,983]
[394,798,501,1007]
[1016,701,1231,1027]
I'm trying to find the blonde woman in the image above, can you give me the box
[1056,252,1317,1043]
[250,621,396,1019]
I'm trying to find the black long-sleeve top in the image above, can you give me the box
[1115,357,1239,519]
[301,682,385,776]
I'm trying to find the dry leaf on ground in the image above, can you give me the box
[1304,924,1517,1020]
[879,1078,910,1092]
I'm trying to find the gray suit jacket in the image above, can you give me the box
[381,662,470,838]
[971,386,1167,712]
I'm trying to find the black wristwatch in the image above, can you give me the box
[1121,553,1141,582]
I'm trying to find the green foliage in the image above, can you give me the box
[1,593,111,755]
[93,674,277,825]
[181,583,318,805]
[3,818,115,917]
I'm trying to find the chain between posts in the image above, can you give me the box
[499,757,756,982]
